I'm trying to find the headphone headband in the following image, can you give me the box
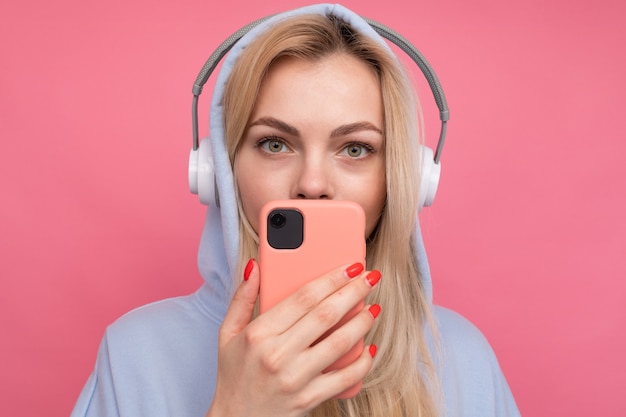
[189,10,449,210]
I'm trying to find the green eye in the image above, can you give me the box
[268,140,283,152]
[261,138,286,153]
[346,144,364,157]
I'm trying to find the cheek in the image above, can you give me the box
[362,174,387,237]
[235,157,288,233]
[338,164,386,237]
[235,159,263,232]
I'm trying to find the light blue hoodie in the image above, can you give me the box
[70,4,521,416]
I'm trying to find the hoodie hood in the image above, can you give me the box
[196,3,433,316]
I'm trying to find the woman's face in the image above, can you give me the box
[235,53,386,237]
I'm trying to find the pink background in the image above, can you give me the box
[1,0,625,415]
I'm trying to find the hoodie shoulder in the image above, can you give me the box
[432,306,521,417]
[72,290,220,417]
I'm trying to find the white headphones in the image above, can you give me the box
[189,13,449,211]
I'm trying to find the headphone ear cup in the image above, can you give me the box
[189,138,219,206]
[418,145,441,211]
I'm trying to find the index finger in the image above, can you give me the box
[254,262,365,334]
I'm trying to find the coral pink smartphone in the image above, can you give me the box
[258,200,366,398]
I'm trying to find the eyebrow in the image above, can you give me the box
[249,117,383,138]
[330,121,383,137]
[249,117,300,136]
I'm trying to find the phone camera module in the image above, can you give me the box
[270,212,287,229]
[266,208,303,249]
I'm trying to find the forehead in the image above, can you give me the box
[256,53,383,116]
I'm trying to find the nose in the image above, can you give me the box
[291,156,334,199]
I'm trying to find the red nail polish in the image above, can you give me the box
[369,344,377,358]
[369,304,381,319]
[244,258,254,281]
[366,270,381,287]
[346,262,364,278]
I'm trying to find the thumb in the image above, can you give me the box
[219,258,259,344]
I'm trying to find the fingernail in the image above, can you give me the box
[244,258,254,282]
[346,262,364,278]
[369,304,381,319]
[369,344,377,358]
[366,270,381,287]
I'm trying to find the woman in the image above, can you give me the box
[71,4,520,417]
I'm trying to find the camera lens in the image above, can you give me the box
[270,212,287,229]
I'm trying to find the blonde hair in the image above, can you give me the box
[223,14,440,417]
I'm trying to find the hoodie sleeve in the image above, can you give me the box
[70,335,121,417]
[433,306,521,417]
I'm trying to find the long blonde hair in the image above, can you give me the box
[223,14,440,417]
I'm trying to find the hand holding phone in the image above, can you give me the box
[258,200,367,398]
